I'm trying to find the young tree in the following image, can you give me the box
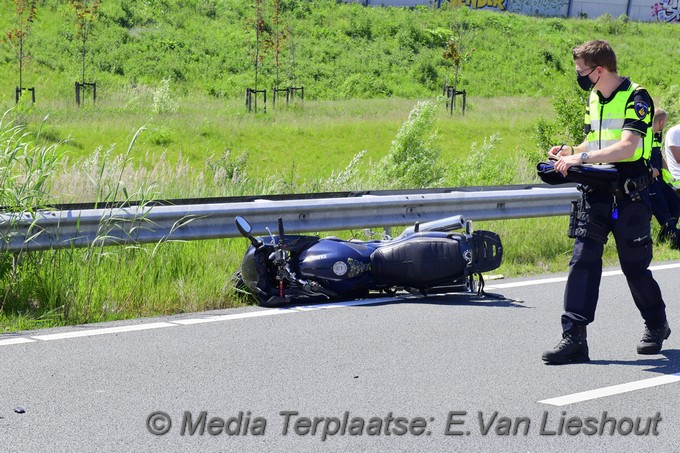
[287,26,297,87]
[442,21,474,94]
[248,0,271,92]
[5,0,39,99]
[270,0,287,90]
[71,0,101,86]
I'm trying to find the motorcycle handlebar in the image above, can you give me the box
[278,218,285,242]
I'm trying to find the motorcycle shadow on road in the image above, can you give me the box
[348,291,528,309]
[586,349,680,374]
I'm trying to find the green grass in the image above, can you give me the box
[10,96,552,194]
[0,239,249,331]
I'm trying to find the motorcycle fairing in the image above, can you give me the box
[240,234,320,298]
[239,244,277,300]
[298,239,379,293]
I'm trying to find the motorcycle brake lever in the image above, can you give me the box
[265,227,276,244]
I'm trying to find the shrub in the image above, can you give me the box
[371,100,445,189]
[449,133,514,187]
[152,78,179,114]
[531,85,587,161]
[593,13,629,35]
[340,73,393,99]
[206,149,248,184]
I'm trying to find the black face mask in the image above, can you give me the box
[576,67,599,91]
[577,73,595,91]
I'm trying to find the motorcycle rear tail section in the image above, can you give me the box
[370,230,502,289]
[470,230,503,273]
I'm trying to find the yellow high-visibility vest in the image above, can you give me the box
[585,82,652,162]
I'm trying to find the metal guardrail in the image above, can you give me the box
[0,185,580,252]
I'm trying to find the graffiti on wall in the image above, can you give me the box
[652,0,680,22]
[507,0,564,17]
[448,0,507,10]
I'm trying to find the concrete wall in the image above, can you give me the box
[340,0,680,22]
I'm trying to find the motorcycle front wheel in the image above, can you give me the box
[230,269,247,291]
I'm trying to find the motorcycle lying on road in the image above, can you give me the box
[232,215,503,307]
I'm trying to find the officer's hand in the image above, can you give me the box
[548,145,572,161]
[554,154,580,176]
[652,167,660,179]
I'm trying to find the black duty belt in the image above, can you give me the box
[621,173,651,202]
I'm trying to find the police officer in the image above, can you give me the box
[648,108,680,246]
[543,40,671,364]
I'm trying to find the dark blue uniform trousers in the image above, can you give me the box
[562,189,668,332]
[648,178,680,226]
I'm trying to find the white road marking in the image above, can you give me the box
[1,298,405,344]
[484,262,680,290]
[31,322,177,341]
[530,262,680,406]
[484,276,568,290]
[172,297,404,324]
[172,308,295,325]
[291,297,407,311]
[2,262,679,347]
[0,337,36,346]
[539,372,680,406]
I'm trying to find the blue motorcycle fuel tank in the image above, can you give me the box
[298,239,378,292]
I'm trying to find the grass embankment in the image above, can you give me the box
[3,1,680,103]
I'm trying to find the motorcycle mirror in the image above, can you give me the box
[235,216,262,247]
[235,216,252,236]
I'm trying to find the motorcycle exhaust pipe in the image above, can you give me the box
[399,214,467,237]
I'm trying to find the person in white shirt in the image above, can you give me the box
[664,123,680,179]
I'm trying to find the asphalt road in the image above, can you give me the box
[1,261,680,453]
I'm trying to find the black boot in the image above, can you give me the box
[637,322,671,354]
[542,325,590,364]
[673,231,680,250]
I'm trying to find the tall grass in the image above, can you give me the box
[3,95,554,198]
[0,111,60,209]
[0,115,249,331]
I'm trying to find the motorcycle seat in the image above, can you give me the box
[371,237,466,287]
